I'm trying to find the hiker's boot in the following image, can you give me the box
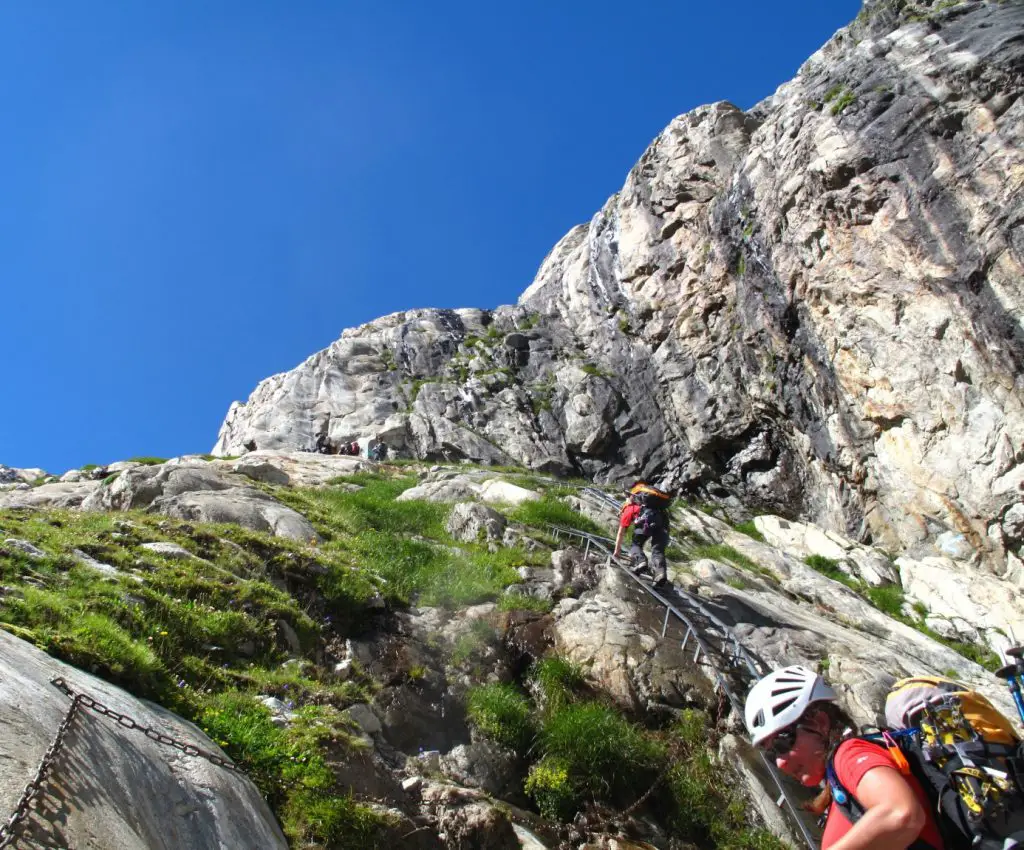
[652,574,669,590]
[632,561,652,578]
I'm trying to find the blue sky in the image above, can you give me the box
[1,0,861,473]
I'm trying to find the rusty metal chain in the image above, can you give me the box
[0,686,82,849]
[48,677,242,772]
[0,677,243,849]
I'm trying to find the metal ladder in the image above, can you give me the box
[549,488,819,849]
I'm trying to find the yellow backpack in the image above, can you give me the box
[628,482,673,510]
[885,676,1020,746]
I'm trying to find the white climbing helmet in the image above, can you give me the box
[744,665,837,747]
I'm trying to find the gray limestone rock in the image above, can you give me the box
[72,549,121,577]
[231,460,291,486]
[3,539,45,559]
[446,503,507,543]
[81,463,318,542]
[419,782,519,850]
[210,0,1024,576]
[140,542,198,560]
[0,630,287,850]
[1002,503,1024,544]
[398,476,481,503]
[0,480,101,509]
[441,739,519,797]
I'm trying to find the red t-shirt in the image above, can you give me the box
[620,503,641,528]
[822,738,944,850]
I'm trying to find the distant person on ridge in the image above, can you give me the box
[613,482,672,590]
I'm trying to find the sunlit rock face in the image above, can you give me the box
[214,0,1024,573]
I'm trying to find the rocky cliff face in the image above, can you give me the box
[214,2,1023,588]
[3,450,1020,848]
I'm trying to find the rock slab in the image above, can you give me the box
[0,629,287,850]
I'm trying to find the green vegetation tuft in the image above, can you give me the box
[127,456,168,465]
[865,583,906,618]
[803,554,859,588]
[662,711,788,850]
[466,683,535,751]
[525,756,577,821]
[530,656,585,713]
[580,363,613,379]
[200,693,390,848]
[830,87,857,115]
[537,701,662,805]
[507,496,602,536]
[693,543,759,572]
[450,618,497,667]
[497,593,553,614]
[733,520,765,542]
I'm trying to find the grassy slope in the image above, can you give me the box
[0,469,601,848]
[0,467,802,849]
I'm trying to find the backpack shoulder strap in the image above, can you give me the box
[826,739,868,824]
[826,734,939,850]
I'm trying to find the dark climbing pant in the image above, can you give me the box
[630,525,669,582]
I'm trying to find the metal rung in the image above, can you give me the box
[661,608,670,638]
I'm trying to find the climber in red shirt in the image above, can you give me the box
[613,493,669,589]
[745,666,943,850]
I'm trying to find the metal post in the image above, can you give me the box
[681,627,691,653]
[661,608,670,638]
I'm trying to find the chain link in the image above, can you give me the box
[48,678,242,772]
[0,689,82,849]
[0,677,244,849]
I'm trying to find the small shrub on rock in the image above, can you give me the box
[530,657,584,712]
[525,756,577,821]
[467,683,535,751]
[537,701,662,803]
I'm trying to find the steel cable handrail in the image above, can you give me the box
[546,514,818,850]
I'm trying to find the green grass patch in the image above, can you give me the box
[497,593,553,614]
[127,456,168,465]
[467,682,535,751]
[661,710,787,850]
[537,701,662,805]
[803,554,859,589]
[692,543,758,571]
[342,531,522,608]
[732,520,765,543]
[507,496,603,537]
[865,583,905,618]
[830,87,857,115]
[0,505,396,845]
[580,363,613,379]
[279,478,449,540]
[450,618,497,667]
[200,693,390,848]
[530,657,585,713]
